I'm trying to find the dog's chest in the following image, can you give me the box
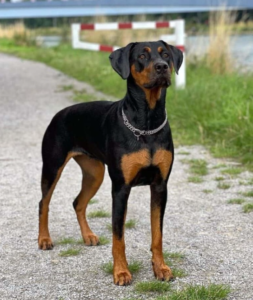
[121,149,172,185]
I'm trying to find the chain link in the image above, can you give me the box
[122,109,167,140]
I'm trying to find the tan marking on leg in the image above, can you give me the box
[150,205,173,281]
[152,149,173,180]
[74,155,105,246]
[121,149,151,184]
[38,151,82,250]
[112,234,132,285]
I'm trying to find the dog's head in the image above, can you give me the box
[109,40,183,89]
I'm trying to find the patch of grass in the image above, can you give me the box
[178,151,190,155]
[213,164,227,169]
[99,236,110,245]
[59,248,81,257]
[135,281,171,293]
[171,268,187,278]
[241,190,253,198]
[243,203,253,213]
[89,198,98,205]
[102,261,142,274]
[187,159,208,176]
[73,89,99,102]
[156,284,230,300]
[106,223,112,231]
[125,219,137,229]
[87,210,110,218]
[217,182,231,190]
[163,252,185,263]
[203,189,213,194]
[188,176,203,183]
[227,198,246,205]
[57,237,76,245]
[60,84,74,91]
[221,167,243,176]
[215,176,225,181]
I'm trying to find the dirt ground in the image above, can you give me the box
[0,53,252,300]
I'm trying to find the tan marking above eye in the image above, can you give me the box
[144,47,151,53]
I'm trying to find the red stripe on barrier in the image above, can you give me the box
[118,22,132,29]
[81,24,94,30]
[99,45,114,52]
[176,45,185,52]
[156,21,170,28]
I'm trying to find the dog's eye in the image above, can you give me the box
[139,54,146,59]
[163,53,169,58]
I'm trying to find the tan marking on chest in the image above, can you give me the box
[152,149,173,180]
[121,149,151,184]
[121,149,173,184]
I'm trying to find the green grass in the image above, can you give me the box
[241,190,253,198]
[203,189,213,194]
[227,198,246,205]
[243,203,253,213]
[89,198,99,205]
[186,159,208,176]
[102,261,142,274]
[59,248,81,257]
[188,176,203,183]
[215,176,225,181]
[217,182,231,190]
[1,39,253,169]
[99,236,110,245]
[221,167,243,176]
[125,219,137,229]
[135,281,172,293]
[156,284,230,300]
[87,210,110,218]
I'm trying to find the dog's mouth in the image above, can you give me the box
[143,74,171,89]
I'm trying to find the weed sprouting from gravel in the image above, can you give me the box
[203,189,213,194]
[188,176,203,183]
[99,236,110,245]
[241,190,253,198]
[227,198,246,205]
[243,203,253,213]
[125,219,137,229]
[217,182,231,189]
[59,248,81,257]
[156,283,230,300]
[221,167,243,176]
[135,281,171,293]
[88,210,110,218]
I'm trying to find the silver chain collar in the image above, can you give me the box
[122,108,167,140]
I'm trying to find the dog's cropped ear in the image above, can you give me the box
[109,43,136,79]
[159,40,183,75]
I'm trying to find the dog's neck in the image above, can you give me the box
[122,77,167,130]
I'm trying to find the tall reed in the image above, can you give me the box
[207,9,236,74]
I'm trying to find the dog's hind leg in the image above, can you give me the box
[38,150,79,250]
[73,155,105,246]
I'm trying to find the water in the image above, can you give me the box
[186,34,253,72]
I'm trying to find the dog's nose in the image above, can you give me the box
[155,62,168,74]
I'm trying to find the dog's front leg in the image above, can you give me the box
[111,183,132,286]
[150,183,174,281]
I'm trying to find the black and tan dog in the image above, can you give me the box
[38,40,183,285]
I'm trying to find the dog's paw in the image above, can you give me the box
[113,269,132,286]
[83,233,100,246]
[152,262,174,281]
[38,236,54,250]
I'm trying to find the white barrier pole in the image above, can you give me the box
[71,24,80,49]
[175,20,186,89]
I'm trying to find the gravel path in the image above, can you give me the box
[0,53,252,300]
